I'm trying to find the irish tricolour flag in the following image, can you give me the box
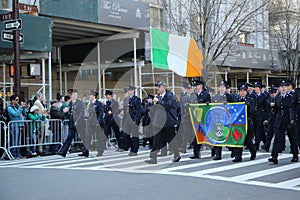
[151,28,204,77]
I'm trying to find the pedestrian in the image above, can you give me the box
[189,80,211,159]
[58,89,87,157]
[252,81,269,151]
[27,105,46,156]
[122,85,142,156]
[104,90,125,152]
[141,94,155,149]
[84,90,106,157]
[145,80,181,164]
[232,84,256,162]
[261,85,278,152]
[7,95,27,159]
[268,80,299,164]
[211,80,235,160]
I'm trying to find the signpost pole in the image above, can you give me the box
[12,0,20,96]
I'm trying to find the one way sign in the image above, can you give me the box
[4,19,22,30]
[2,31,24,43]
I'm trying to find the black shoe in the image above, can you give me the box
[78,152,89,157]
[57,152,66,158]
[211,150,216,158]
[172,156,181,162]
[268,157,278,164]
[261,145,269,152]
[291,156,298,163]
[232,157,242,162]
[213,155,221,160]
[190,155,199,159]
[250,153,256,160]
[145,158,157,164]
[128,152,138,156]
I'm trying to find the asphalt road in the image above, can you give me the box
[0,167,299,200]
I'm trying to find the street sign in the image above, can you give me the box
[4,19,22,30]
[0,12,13,21]
[2,31,24,43]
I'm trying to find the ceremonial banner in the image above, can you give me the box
[189,103,247,147]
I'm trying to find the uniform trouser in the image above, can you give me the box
[234,130,256,159]
[271,127,298,158]
[180,118,196,150]
[59,128,85,155]
[150,126,179,160]
[104,121,124,149]
[123,122,139,153]
[296,120,300,148]
[83,125,106,154]
[264,122,274,150]
[212,146,222,158]
[193,139,202,157]
[254,120,266,148]
[286,127,299,155]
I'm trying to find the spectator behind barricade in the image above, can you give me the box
[60,95,71,141]
[7,95,27,159]
[58,95,65,109]
[33,93,48,154]
[27,106,46,156]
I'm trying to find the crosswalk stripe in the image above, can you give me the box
[275,177,300,189]
[188,154,292,176]
[230,159,300,181]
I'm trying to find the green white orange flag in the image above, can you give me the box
[150,28,204,77]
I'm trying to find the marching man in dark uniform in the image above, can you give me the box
[293,84,300,148]
[253,81,269,150]
[261,85,278,152]
[83,90,105,157]
[211,80,235,160]
[232,84,256,162]
[122,85,142,156]
[58,89,87,157]
[141,94,155,149]
[145,80,181,164]
[178,82,198,153]
[104,90,125,152]
[190,80,211,159]
[268,80,299,164]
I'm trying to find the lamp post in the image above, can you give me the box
[12,0,21,96]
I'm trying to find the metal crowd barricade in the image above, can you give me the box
[7,119,63,160]
[0,121,13,160]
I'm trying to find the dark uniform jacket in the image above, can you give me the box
[87,100,104,128]
[273,93,295,129]
[104,99,119,125]
[123,95,142,126]
[294,88,300,121]
[156,91,178,128]
[212,93,235,103]
[69,99,86,129]
[196,90,211,103]
[253,93,269,122]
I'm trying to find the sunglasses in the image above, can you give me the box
[15,99,19,101]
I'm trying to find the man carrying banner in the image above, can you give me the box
[232,84,256,162]
[211,80,235,160]
[145,81,181,164]
[190,80,211,159]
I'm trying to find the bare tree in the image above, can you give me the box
[159,0,270,84]
[269,0,300,83]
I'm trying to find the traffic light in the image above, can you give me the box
[9,65,14,77]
